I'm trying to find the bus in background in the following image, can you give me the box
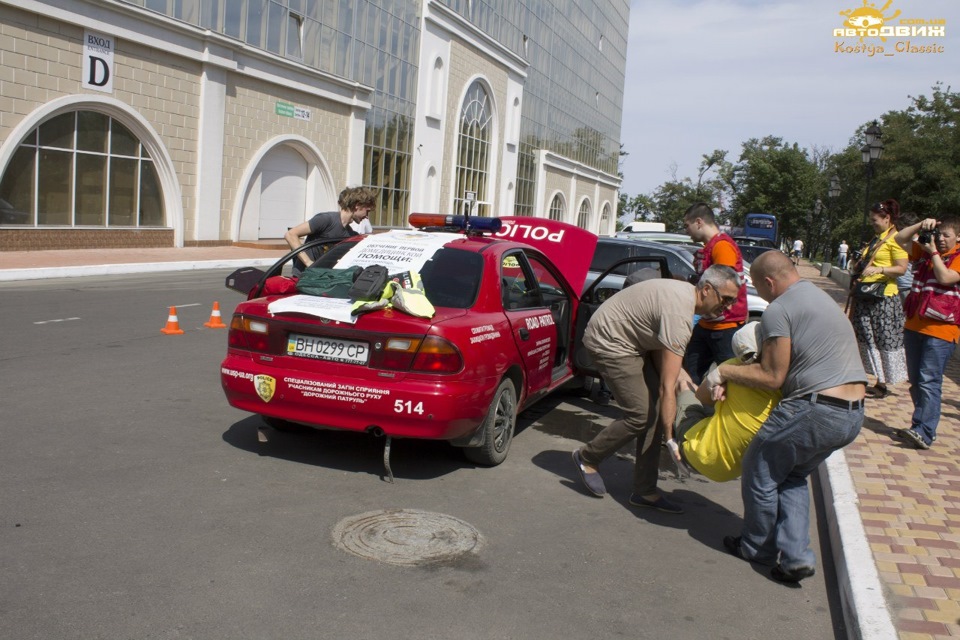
[743,213,777,245]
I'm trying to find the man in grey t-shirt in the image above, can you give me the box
[711,250,867,583]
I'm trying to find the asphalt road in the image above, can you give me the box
[0,270,844,640]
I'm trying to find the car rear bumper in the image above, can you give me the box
[220,355,497,440]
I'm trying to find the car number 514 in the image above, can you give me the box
[394,400,424,415]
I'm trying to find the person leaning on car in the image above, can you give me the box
[681,202,748,383]
[571,264,741,514]
[284,186,378,276]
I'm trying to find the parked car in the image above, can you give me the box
[614,230,693,244]
[731,236,778,263]
[221,216,600,468]
[585,237,767,319]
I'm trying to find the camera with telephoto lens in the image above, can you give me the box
[918,228,941,245]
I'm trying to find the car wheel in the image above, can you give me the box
[464,379,517,466]
[262,416,307,433]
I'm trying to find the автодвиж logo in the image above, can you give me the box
[833,0,946,56]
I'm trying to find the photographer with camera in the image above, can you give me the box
[893,217,960,449]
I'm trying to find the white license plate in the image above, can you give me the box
[286,333,370,365]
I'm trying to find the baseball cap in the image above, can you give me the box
[732,321,761,363]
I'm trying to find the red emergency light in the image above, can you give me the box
[408,213,502,234]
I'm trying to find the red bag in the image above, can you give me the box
[919,290,960,324]
[262,275,299,296]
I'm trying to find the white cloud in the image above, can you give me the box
[620,0,958,195]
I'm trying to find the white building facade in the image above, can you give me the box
[0,0,627,250]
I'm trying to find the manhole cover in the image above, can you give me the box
[332,509,483,566]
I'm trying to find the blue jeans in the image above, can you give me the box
[904,329,956,445]
[739,398,863,569]
[683,324,739,384]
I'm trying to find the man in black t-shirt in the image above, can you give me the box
[284,186,378,275]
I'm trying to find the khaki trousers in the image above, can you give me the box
[580,351,662,496]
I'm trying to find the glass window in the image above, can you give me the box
[39,113,74,150]
[110,157,137,226]
[224,1,242,38]
[286,12,303,58]
[111,120,138,157]
[314,243,483,309]
[247,0,266,47]
[75,154,107,225]
[577,200,590,229]
[0,146,36,225]
[548,194,564,221]
[77,111,109,153]
[454,80,492,218]
[37,149,73,225]
[139,164,164,226]
[266,1,285,54]
[0,110,165,229]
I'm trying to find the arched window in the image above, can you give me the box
[0,110,163,227]
[548,194,564,221]
[453,80,492,217]
[599,203,611,234]
[577,199,591,230]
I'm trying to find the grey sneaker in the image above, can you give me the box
[901,428,930,450]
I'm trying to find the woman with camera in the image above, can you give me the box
[893,217,960,449]
[849,200,909,399]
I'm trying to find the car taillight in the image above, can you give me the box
[374,337,421,370]
[228,315,270,352]
[411,336,463,373]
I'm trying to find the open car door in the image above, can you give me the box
[572,256,672,378]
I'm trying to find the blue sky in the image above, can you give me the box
[619,0,959,197]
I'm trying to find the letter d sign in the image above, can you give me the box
[82,31,114,93]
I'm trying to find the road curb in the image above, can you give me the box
[0,258,279,282]
[818,450,898,640]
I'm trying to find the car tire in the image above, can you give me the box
[262,416,307,433]
[464,379,517,466]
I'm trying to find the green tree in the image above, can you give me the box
[730,136,821,245]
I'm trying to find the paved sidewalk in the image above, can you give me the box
[2,248,958,639]
[797,262,960,640]
[0,245,287,281]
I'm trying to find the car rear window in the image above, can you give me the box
[312,240,483,309]
[590,242,630,271]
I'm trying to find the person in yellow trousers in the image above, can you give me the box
[668,322,781,482]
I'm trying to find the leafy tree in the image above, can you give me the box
[730,136,821,245]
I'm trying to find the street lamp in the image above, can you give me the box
[824,174,841,260]
[860,121,884,242]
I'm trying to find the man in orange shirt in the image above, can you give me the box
[682,203,748,383]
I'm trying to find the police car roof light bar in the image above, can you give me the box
[408,213,502,234]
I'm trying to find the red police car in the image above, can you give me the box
[220,215,616,467]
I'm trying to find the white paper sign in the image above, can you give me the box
[267,295,357,324]
[334,230,458,273]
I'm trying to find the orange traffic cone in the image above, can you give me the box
[204,301,227,329]
[161,306,184,335]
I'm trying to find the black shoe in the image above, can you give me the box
[771,564,816,583]
[629,493,683,514]
[723,536,748,561]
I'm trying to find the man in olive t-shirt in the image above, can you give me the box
[572,264,741,514]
